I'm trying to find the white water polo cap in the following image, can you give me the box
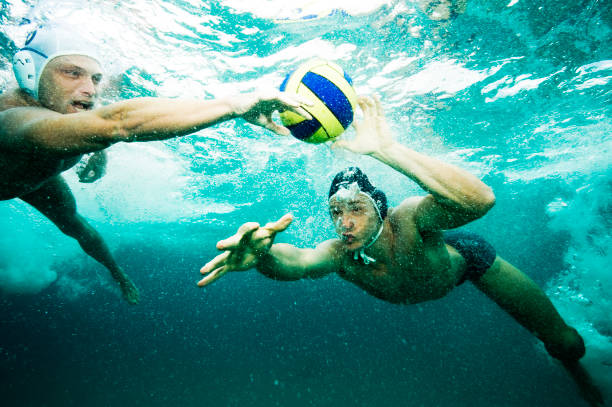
[13,25,100,100]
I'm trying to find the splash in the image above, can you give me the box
[66,142,235,225]
[0,202,62,294]
[545,173,612,396]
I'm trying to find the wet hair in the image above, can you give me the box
[328,167,388,220]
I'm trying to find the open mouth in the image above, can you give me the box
[72,100,94,111]
[342,233,355,243]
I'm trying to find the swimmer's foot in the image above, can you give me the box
[562,360,605,407]
[112,268,140,305]
[120,279,140,305]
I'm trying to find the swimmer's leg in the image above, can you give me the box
[19,176,139,304]
[473,257,603,406]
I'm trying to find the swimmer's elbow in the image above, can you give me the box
[472,186,496,216]
[483,186,496,211]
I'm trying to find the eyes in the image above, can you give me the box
[330,205,364,218]
[59,67,102,85]
[61,68,83,78]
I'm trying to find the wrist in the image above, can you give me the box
[370,142,402,162]
[226,93,256,119]
[216,96,241,120]
[255,246,273,261]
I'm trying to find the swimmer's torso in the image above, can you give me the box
[0,90,82,200]
[334,206,462,304]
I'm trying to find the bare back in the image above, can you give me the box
[0,89,82,200]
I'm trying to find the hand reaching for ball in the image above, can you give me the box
[332,95,395,156]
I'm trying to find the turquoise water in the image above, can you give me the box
[0,1,611,406]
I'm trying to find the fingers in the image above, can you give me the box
[278,93,313,121]
[274,92,314,120]
[197,266,227,287]
[357,95,385,118]
[249,111,292,137]
[78,169,100,183]
[243,91,315,136]
[200,251,230,275]
[330,139,350,151]
[357,95,374,115]
[372,94,384,116]
[264,213,294,233]
[238,222,262,247]
[279,92,315,109]
[198,251,229,287]
[264,119,292,137]
[290,106,313,121]
[217,222,260,250]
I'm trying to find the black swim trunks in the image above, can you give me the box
[443,230,497,285]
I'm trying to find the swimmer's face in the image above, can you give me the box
[38,55,103,114]
[329,193,380,250]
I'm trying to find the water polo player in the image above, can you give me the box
[0,24,312,304]
[198,95,604,406]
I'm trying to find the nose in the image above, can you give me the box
[338,215,354,231]
[79,77,97,98]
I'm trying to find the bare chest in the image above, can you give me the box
[337,237,459,304]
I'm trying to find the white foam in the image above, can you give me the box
[66,142,235,224]
[386,59,504,101]
[546,177,612,397]
[221,0,392,20]
[0,202,70,294]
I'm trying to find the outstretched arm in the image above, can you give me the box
[0,90,312,156]
[256,240,337,281]
[198,214,336,287]
[333,95,495,232]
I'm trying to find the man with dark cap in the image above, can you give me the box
[198,95,604,406]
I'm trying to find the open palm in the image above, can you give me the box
[197,214,294,287]
[332,95,394,155]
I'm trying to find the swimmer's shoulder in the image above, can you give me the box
[0,89,26,111]
[316,238,347,268]
[317,238,343,256]
[386,196,430,238]
[0,89,44,112]
[388,196,424,220]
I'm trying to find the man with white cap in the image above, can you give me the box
[198,95,604,407]
[0,24,312,304]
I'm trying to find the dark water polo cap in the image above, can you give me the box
[328,167,388,220]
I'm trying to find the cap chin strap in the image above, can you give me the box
[353,222,384,265]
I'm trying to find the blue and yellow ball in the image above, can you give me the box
[280,59,357,144]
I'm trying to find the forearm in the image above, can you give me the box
[2,96,242,156]
[99,98,237,141]
[256,244,308,281]
[371,143,495,212]
[94,96,240,143]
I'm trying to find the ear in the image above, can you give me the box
[13,50,37,96]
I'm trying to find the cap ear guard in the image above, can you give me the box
[371,189,388,220]
[13,49,37,96]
